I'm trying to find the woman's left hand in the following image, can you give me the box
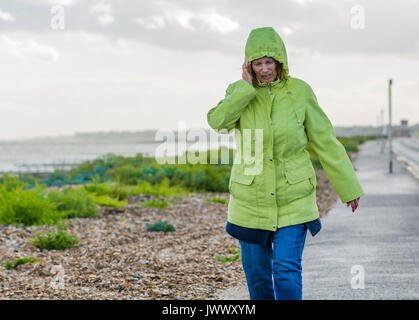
[346,197,360,213]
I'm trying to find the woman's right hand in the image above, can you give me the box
[242,57,253,86]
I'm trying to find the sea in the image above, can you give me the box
[0,131,235,174]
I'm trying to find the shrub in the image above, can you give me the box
[146,220,175,232]
[0,174,28,191]
[0,183,62,226]
[114,165,143,185]
[136,178,190,197]
[43,170,71,187]
[83,181,116,196]
[29,228,80,250]
[18,173,43,190]
[46,188,99,218]
[83,181,133,201]
[88,193,128,208]
[3,257,39,270]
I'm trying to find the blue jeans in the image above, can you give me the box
[239,223,308,300]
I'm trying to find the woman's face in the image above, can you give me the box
[251,56,279,83]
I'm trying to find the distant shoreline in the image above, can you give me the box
[1,123,418,143]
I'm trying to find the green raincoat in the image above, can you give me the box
[207,27,364,232]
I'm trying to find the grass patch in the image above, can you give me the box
[135,178,191,197]
[2,257,39,270]
[82,181,125,199]
[216,246,241,262]
[141,198,170,209]
[83,178,190,203]
[216,254,241,262]
[46,188,99,218]
[206,197,228,205]
[146,220,176,232]
[29,228,80,250]
[88,193,128,208]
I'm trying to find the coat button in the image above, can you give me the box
[271,192,274,195]
[297,119,301,123]
[269,158,273,161]
[273,225,276,229]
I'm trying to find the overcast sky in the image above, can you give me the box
[0,0,418,140]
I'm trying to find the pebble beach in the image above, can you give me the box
[0,164,343,300]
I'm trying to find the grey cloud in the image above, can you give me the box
[0,0,418,57]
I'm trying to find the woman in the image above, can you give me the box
[207,26,363,300]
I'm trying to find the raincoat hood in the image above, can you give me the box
[245,27,290,86]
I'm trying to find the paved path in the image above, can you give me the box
[215,139,419,299]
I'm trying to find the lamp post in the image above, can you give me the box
[388,79,393,174]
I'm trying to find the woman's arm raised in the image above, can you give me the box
[207,58,257,133]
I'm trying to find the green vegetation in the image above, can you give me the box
[87,193,128,208]
[141,198,171,209]
[0,180,62,226]
[10,148,233,194]
[29,228,80,250]
[0,177,100,226]
[146,220,176,232]
[0,135,377,229]
[46,188,99,218]
[2,257,39,270]
[216,246,241,262]
[82,178,190,199]
[206,197,228,205]
[216,255,240,262]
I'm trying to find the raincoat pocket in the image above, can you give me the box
[284,171,315,203]
[284,155,315,203]
[229,167,256,201]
